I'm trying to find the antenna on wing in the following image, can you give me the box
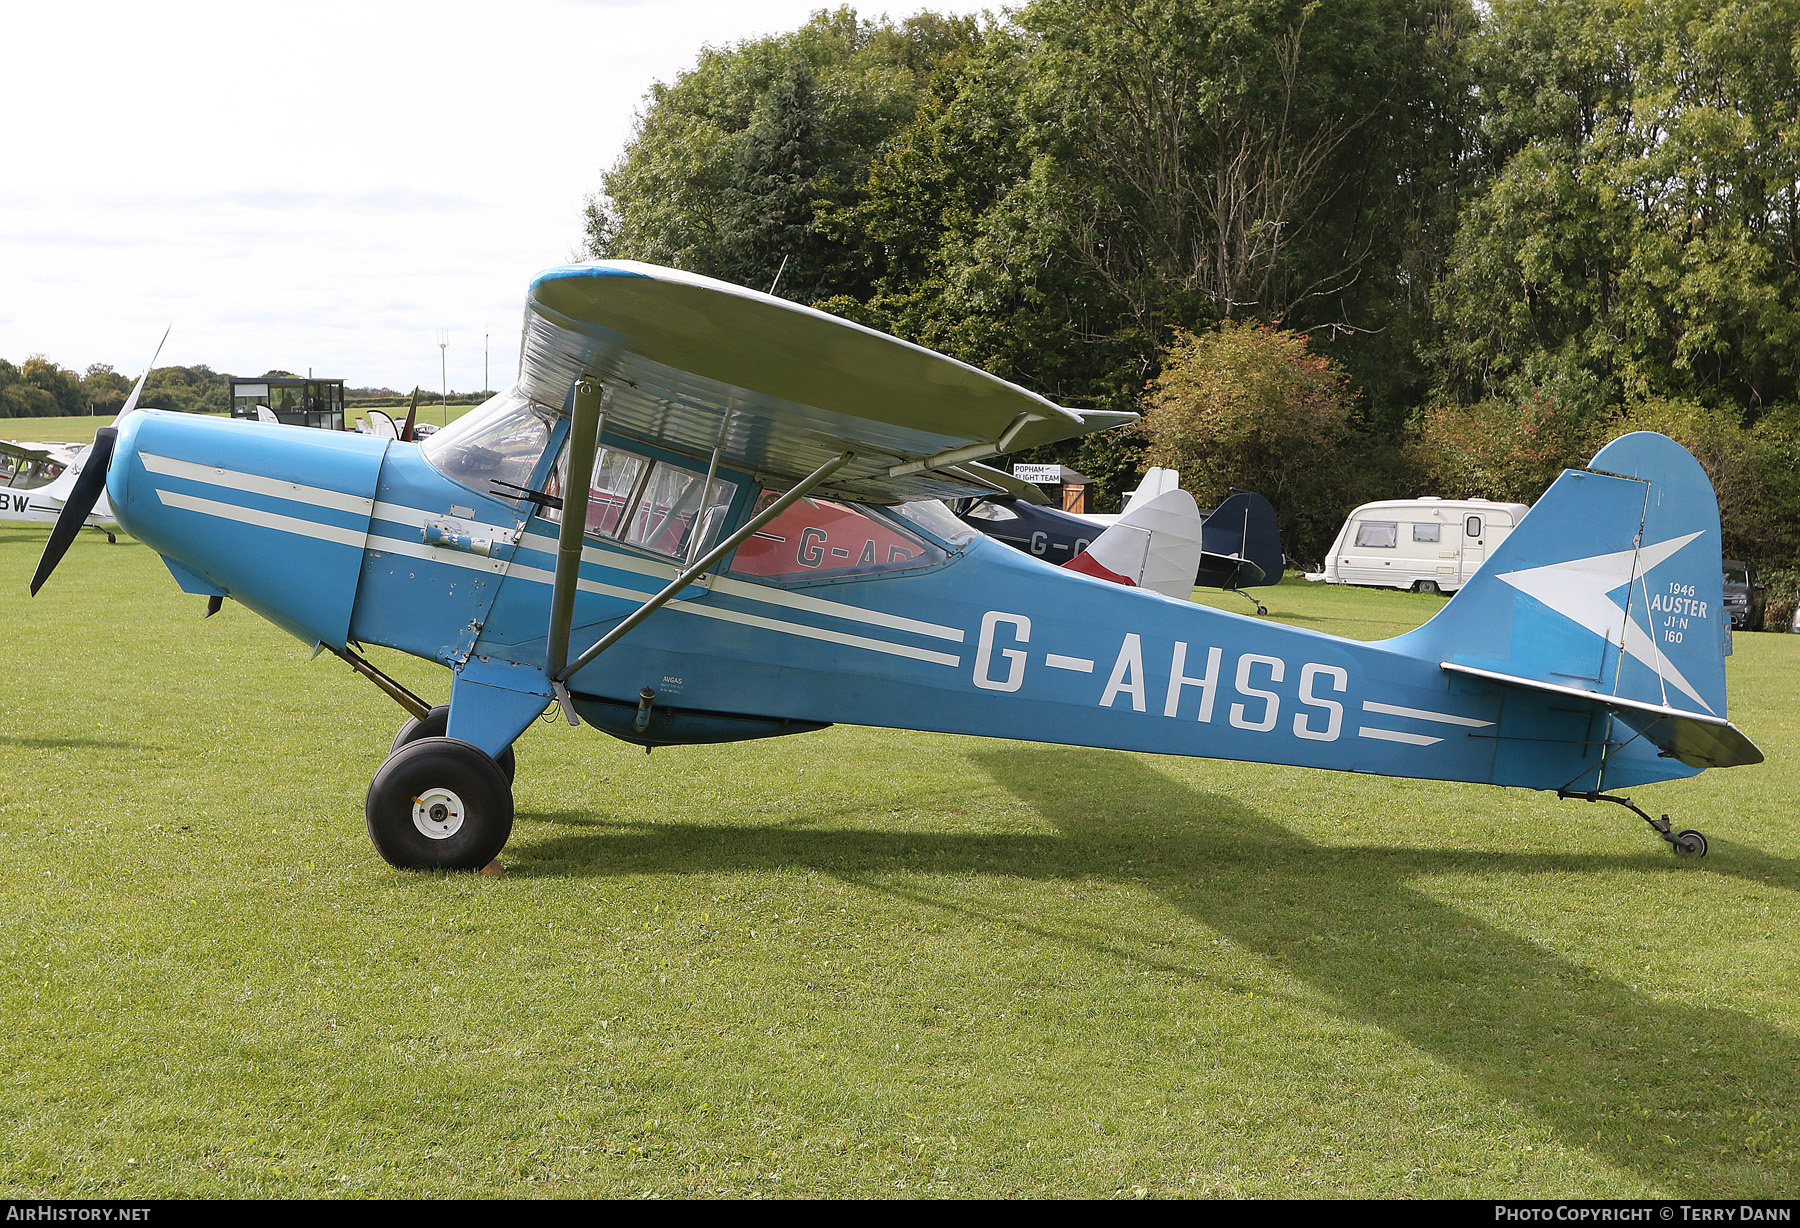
[767,255,790,297]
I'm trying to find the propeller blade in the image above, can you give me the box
[30,427,116,595]
[400,387,420,443]
[30,327,170,594]
[116,326,170,422]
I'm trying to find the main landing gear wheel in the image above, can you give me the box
[366,736,514,870]
[1673,828,1709,858]
[392,704,516,783]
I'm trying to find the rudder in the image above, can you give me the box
[1393,432,1730,722]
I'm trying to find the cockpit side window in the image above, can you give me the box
[539,438,739,563]
[3,457,65,490]
[728,493,945,582]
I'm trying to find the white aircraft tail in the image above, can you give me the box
[1064,488,1204,599]
[1120,466,1181,515]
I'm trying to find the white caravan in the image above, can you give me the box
[1307,496,1530,593]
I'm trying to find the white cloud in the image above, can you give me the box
[0,0,999,391]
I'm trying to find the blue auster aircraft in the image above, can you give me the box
[31,261,1763,870]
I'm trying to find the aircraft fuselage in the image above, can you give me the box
[107,410,1694,799]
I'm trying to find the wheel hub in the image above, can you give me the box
[411,787,466,840]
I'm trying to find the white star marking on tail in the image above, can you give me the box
[1494,531,1713,713]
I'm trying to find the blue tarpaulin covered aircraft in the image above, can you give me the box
[32,261,1762,869]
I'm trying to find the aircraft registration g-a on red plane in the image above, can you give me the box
[30,261,1763,870]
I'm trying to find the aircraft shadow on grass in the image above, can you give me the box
[0,733,147,751]
[515,746,1796,1195]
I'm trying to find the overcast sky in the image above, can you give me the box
[1,0,1000,394]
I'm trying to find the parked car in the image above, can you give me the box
[1722,560,1766,631]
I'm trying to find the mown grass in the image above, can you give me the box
[3,415,130,446]
[0,505,1795,1196]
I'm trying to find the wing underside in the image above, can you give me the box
[519,262,1133,503]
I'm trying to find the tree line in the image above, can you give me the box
[0,360,468,419]
[584,0,1800,595]
[0,356,230,417]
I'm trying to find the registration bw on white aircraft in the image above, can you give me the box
[1,440,118,542]
[31,262,1762,870]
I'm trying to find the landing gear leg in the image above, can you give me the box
[393,703,517,783]
[1234,590,1269,616]
[1558,789,1708,857]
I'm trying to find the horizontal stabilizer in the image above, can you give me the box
[1442,662,1763,769]
[1197,550,1266,588]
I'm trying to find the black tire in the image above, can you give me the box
[1413,579,1441,595]
[1673,828,1708,858]
[392,704,516,783]
[365,736,513,870]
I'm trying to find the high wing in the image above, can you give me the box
[520,261,1132,503]
[0,440,80,470]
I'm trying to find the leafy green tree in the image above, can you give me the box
[1140,320,1374,560]
[827,26,1148,421]
[587,7,983,302]
[0,356,59,418]
[1017,0,1478,413]
[20,356,85,415]
[1435,0,1800,415]
[1409,393,1605,505]
[81,364,133,415]
[140,365,228,414]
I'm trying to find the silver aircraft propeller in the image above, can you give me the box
[29,327,168,595]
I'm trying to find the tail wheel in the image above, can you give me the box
[392,703,516,783]
[1673,828,1708,857]
[366,737,513,870]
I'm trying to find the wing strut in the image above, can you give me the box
[546,446,856,724]
[885,412,1034,479]
[546,377,607,687]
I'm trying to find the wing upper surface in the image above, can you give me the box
[519,261,1132,502]
[0,440,75,467]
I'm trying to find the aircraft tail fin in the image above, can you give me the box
[1197,490,1284,590]
[1064,488,1204,600]
[1391,432,1755,765]
[1121,466,1182,515]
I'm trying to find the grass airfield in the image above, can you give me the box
[0,477,1796,1197]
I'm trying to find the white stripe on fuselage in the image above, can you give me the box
[155,490,369,548]
[513,527,965,644]
[144,462,1491,758]
[144,460,961,667]
[1360,700,1492,728]
[141,452,373,515]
